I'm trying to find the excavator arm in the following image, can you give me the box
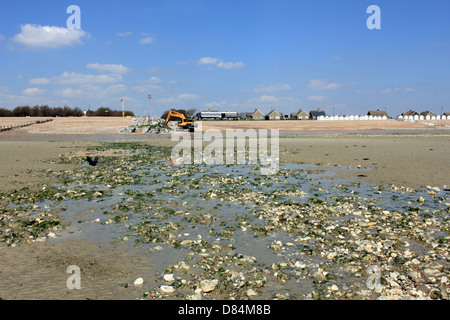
[163,110,197,132]
[164,110,187,126]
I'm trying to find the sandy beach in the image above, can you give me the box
[1,117,449,188]
[1,117,449,135]
[0,117,449,300]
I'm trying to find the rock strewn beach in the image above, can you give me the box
[0,117,448,300]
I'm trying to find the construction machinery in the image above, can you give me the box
[163,110,197,132]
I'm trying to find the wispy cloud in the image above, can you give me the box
[243,83,292,93]
[54,84,126,99]
[156,93,201,104]
[140,37,154,44]
[308,79,345,91]
[307,95,327,101]
[357,87,414,94]
[30,72,123,85]
[204,100,227,109]
[116,31,133,37]
[132,76,163,93]
[13,24,88,48]
[86,63,132,75]
[380,87,414,93]
[22,88,47,96]
[197,57,245,69]
[246,95,300,105]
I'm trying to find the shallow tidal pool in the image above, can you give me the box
[1,142,449,300]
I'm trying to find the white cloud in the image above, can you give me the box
[30,72,123,85]
[204,100,227,109]
[178,93,200,100]
[245,84,292,93]
[307,95,327,101]
[22,87,47,96]
[54,87,85,98]
[148,76,162,84]
[198,57,222,65]
[132,76,163,93]
[156,93,201,104]
[380,87,414,94]
[133,84,162,93]
[54,84,127,99]
[357,87,414,94]
[86,63,132,74]
[245,95,300,107]
[0,86,11,94]
[308,79,345,91]
[197,57,245,70]
[29,78,51,85]
[13,24,88,48]
[140,37,154,44]
[217,61,245,69]
[117,31,132,37]
[257,95,278,103]
[0,90,67,108]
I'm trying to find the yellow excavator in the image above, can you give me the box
[163,110,197,132]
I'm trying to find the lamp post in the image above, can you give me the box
[148,94,152,125]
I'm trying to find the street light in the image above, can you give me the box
[148,94,152,125]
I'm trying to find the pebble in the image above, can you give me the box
[246,288,257,297]
[190,293,203,300]
[134,278,144,286]
[329,285,339,292]
[160,285,175,293]
[423,268,442,278]
[4,142,448,301]
[200,279,218,293]
[163,274,175,282]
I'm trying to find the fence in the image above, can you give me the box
[0,118,53,132]
[397,115,448,121]
[317,115,449,121]
[317,115,388,121]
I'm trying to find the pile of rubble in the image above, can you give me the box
[118,117,171,134]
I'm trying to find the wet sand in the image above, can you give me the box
[279,133,450,188]
[0,119,449,300]
[0,239,154,300]
[1,133,449,190]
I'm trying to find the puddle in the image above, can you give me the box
[1,142,449,300]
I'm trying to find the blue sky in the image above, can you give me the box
[0,0,449,117]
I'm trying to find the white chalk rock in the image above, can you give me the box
[133,278,144,286]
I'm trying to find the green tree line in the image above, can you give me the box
[0,105,134,117]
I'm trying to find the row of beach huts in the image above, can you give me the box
[196,109,450,121]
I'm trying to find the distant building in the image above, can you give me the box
[266,109,282,120]
[291,109,309,120]
[250,109,265,120]
[309,109,326,120]
[420,110,436,117]
[401,110,419,117]
[367,109,389,118]
[196,110,238,120]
